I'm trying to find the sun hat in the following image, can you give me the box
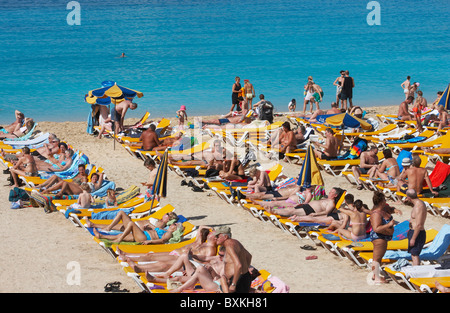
[215,226,231,237]
[180,105,186,111]
[402,158,412,166]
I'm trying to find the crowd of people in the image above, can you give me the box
[2,73,449,293]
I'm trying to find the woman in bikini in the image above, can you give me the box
[92,218,182,244]
[336,199,369,241]
[219,154,246,181]
[368,149,400,187]
[370,192,396,284]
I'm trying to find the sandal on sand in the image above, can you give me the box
[104,281,121,292]
[305,255,318,260]
[356,184,364,190]
[300,245,317,251]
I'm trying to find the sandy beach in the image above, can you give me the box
[1,104,449,294]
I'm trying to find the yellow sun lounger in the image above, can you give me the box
[408,276,450,293]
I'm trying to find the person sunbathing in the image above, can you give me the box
[267,187,343,219]
[201,115,251,129]
[9,147,39,187]
[85,210,178,233]
[366,148,400,187]
[125,227,219,273]
[247,167,272,193]
[219,154,246,180]
[34,143,73,172]
[0,118,35,139]
[313,127,339,160]
[252,185,313,209]
[332,198,369,241]
[38,171,104,197]
[93,219,183,244]
[278,122,297,157]
[115,225,212,263]
[0,110,25,134]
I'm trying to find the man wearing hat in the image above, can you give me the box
[397,156,438,196]
[214,226,253,293]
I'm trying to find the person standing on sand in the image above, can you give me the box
[243,79,255,109]
[397,96,414,121]
[405,189,427,266]
[340,70,355,112]
[333,70,345,106]
[401,76,411,100]
[231,76,242,112]
[215,226,253,293]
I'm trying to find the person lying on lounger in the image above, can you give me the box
[38,171,104,197]
[219,153,246,180]
[267,187,344,219]
[313,127,339,160]
[125,227,219,274]
[9,147,39,187]
[0,118,35,139]
[0,110,26,134]
[329,195,370,241]
[93,218,183,244]
[252,185,313,209]
[247,167,272,193]
[33,143,74,172]
[201,115,252,129]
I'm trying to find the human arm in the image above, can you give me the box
[370,211,395,235]
[425,171,439,196]
[225,242,243,293]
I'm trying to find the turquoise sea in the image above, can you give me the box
[0,0,448,123]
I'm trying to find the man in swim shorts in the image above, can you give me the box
[406,189,427,266]
[267,187,344,219]
[243,79,255,109]
[215,226,253,293]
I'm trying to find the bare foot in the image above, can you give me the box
[83,217,93,228]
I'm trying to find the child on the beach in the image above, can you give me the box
[76,183,95,209]
[176,105,188,129]
[104,188,117,208]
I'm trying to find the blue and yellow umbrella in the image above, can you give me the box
[86,80,144,105]
[297,144,324,188]
[437,83,450,110]
[325,113,372,130]
[150,150,169,207]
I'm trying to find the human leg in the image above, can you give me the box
[371,239,388,283]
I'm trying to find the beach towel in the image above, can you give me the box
[91,180,116,198]
[396,150,412,172]
[383,224,450,261]
[312,185,326,200]
[337,137,368,160]
[90,207,134,220]
[429,161,450,188]
[386,136,427,144]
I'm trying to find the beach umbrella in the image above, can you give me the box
[325,113,372,130]
[325,112,372,153]
[437,83,450,110]
[297,144,324,188]
[150,149,169,208]
[86,81,144,149]
[87,80,144,101]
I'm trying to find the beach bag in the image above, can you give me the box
[259,101,274,123]
[9,187,29,202]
